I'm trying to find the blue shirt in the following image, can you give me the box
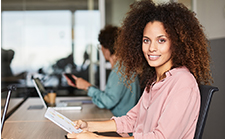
[87,65,141,117]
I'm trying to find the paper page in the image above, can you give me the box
[45,107,83,134]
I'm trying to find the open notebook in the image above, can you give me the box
[32,78,82,110]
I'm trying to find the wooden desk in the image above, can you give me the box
[1,98,25,117]
[2,97,115,139]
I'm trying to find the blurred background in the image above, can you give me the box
[1,0,225,138]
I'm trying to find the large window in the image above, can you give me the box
[2,10,72,74]
[2,8,101,91]
[1,0,135,96]
[74,10,100,66]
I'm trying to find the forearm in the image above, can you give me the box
[88,85,124,109]
[99,136,134,139]
[88,120,117,132]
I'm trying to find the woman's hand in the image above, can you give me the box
[67,131,100,139]
[74,120,88,130]
[64,74,91,90]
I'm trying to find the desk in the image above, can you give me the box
[1,98,25,117]
[2,97,117,139]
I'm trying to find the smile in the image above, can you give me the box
[148,55,160,60]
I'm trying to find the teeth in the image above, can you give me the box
[149,55,159,58]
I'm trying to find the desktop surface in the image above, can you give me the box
[1,97,118,139]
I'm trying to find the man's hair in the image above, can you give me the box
[98,25,119,55]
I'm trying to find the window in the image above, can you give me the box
[1,10,101,89]
[2,10,72,75]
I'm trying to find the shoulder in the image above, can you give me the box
[163,67,200,99]
[166,66,197,88]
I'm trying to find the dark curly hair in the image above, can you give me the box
[115,0,213,92]
[98,25,119,55]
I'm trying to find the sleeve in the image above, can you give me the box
[87,71,127,109]
[111,95,144,133]
[133,86,200,139]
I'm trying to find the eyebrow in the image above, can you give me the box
[143,36,149,39]
[143,35,167,39]
[157,35,167,38]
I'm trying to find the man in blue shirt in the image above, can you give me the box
[65,25,141,117]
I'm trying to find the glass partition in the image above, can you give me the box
[2,10,72,75]
[1,0,101,96]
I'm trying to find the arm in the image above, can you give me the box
[134,86,200,139]
[88,84,126,109]
[67,93,143,139]
[73,120,117,132]
[67,120,134,139]
[64,73,125,109]
[111,93,144,133]
[88,70,127,109]
[88,120,117,132]
[67,131,134,139]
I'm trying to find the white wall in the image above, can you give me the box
[196,0,225,40]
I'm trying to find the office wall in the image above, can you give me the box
[196,0,225,40]
[105,0,135,26]
[202,38,225,139]
[196,0,225,138]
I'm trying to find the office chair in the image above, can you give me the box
[194,84,219,139]
[1,85,17,133]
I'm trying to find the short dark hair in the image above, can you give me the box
[98,25,119,55]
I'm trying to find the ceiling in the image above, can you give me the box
[1,0,99,11]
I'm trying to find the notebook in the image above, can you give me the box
[44,107,82,133]
[32,78,82,110]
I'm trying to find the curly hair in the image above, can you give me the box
[115,0,213,92]
[98,25,119,55]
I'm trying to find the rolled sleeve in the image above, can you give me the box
[111,96,143,133]
[111,115,135,133]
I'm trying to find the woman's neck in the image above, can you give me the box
[155,67,172,82]
[156,73,166,83]
[109,54,117,68]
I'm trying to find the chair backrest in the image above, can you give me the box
[194,85,219,139]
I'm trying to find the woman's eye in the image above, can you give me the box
[143,39,150,43]
[158,39,166,43]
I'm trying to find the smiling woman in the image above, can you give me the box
[142,21,173,82]
[113,0,212,138]
[115,1,213,92]
[66,0,213,139]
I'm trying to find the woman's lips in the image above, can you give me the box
[148,55,160,61]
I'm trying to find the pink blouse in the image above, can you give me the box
[112,67,200,139]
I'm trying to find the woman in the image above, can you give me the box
[67,1,213,138]
[65,25,141,117]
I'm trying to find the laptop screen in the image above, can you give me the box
[32,78,48,109]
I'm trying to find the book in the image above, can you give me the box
[44,107,83,134]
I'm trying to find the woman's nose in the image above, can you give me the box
[149,42,157,52]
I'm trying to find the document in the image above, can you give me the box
[45,107,83,134]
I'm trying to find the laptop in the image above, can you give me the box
[32,78,82,110]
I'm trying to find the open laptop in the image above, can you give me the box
[32,78,82,110]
